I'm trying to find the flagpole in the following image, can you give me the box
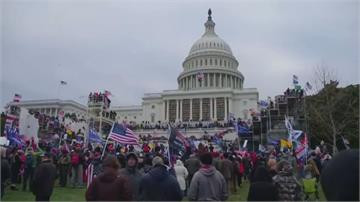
[101,123,114,160]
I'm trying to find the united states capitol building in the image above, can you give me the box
[6,10,259,134]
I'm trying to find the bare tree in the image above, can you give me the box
[306,63,358,154]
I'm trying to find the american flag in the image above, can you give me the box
[86,163,94,188]
[108,123,138,145]
[60,80,67,85]
[13,94,22,102]
[5,114,17,130]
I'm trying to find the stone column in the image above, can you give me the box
[166,100,170,121]
[214,98,217,120]
[229,98,232,117]
[199,98,203,121]
[179,99,183,121]
[232,76,235,89]
[207,73,210,87]
[213,73,216,87]
[219,74,222,88]
[176,100,179,121]
[189,99,193,121]
[224,97,228,121]
[225,74,228,88]
[210,98,213,120]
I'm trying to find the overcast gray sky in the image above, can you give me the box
[1,0,359,108]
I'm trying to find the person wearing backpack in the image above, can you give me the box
[23,148,36,191]
[70,149,82,188]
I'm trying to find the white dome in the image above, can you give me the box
[188,10,233,57]
[189,35,233,56]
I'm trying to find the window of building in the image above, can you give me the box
[215,59,217,65]
[124,116,127,119]
[152,105,155,109]
[210,59,212,65]
[205,59,207,65]
[200,60,203,66]
[224,60,227,67]
[196,60,198,66]
[134,116,136,119]
[220,60,222,66]
[243,100,247,105]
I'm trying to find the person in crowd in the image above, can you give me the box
[320,149,359,201]
[267,158,277,178]
[273,160,302,201]
[85,156,133,201]
[220,153,233,193]
[91,148,103,177]
[212,152,222,171]
[303,163,319,200]
[188,152,228,201]
[58,149,70,187]
[230,155,239,193]
[138,156,183,201]
[70,149,83,187]
[184,154,201,185]
[247,166,278,201]
[119,152,143,200]
[23,148,36,191]
[10,149,21,190]
[174,159,189,196]
[237,156,244,187]
[1,147,11,198]
[140,154,153,174]
[31,153,57,201]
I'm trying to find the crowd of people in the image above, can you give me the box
[1,137,358,201]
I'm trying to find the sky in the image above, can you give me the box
[1,0,359,108]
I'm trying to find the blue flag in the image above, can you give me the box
[6,128,24,146]
[89,129,103,144]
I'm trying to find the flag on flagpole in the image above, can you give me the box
[104,90,112,97]
[6,128,24,146]
[258,100,269,109]
[86,163,94,188]
[284,116,293,132]
[108,123,138,145]
[60,80,67,85]
[168,125,189,156]
[13,94,22,102]
[293,75,299,85]
[305,82,312,90]
[196,71,205,81]
[5,114,17,130]
[89,129,103,144]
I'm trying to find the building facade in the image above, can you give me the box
[115,10,259,124]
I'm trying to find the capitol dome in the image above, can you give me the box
[178,9,244,91]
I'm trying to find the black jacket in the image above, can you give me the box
[139,165,183,201]
[31,160,57,197]
[247,182,279,201]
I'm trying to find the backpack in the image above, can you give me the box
[71,154,80,166]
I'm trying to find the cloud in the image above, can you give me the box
[1,0,359,108]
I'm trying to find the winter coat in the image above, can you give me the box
[273,171,302,201]
[31,160,57,197]
[139,165,183,201]
[119,166,143,200]
[86,169,133,201]
[247,181,279,201]
[185,156,201,176]
[248,166,278,201]
[220,159,233,180]
[188,165,228,201]
[174,160,189,191]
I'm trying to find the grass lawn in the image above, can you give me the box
[3,180,326,201]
